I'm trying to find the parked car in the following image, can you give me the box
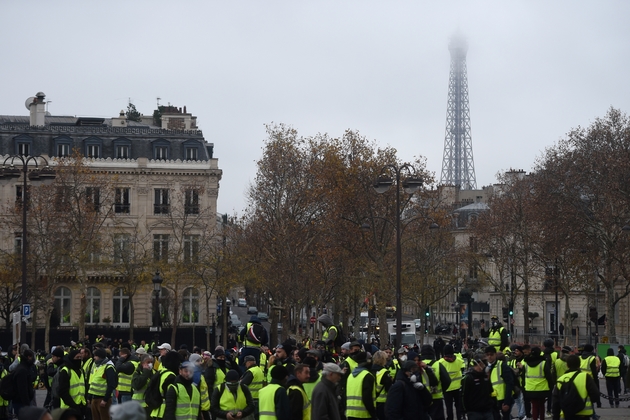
[414,319,422,329]
[230,314,242,328]
[238,298,247,307]
[247,306,258,314]
[257,312,269,321]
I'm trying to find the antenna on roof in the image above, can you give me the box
[46,100,52,113]
[156,97,161,107]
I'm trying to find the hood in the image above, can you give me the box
[249,315,262,324]
[317,314,333,327]
[525,354,545,367]
[286,375,302,387]
[351,366,367,377]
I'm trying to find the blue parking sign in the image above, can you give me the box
[23,304,31,317]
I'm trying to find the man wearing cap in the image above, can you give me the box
[311,363,343,420]
[57,349,87,417]
[268,341,295,383]
[164,361,201,420]
[345,351,376,420]
[461,354,494,420]
[480,316,509,354]
[485,346,514,420]
[440,344,464,420]
[88,348,117,420]
[386,360,432,420]
[240,355,265,415]
[211,370,255,420]
[259,364,290,420]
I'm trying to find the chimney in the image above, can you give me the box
[29,92,46,126]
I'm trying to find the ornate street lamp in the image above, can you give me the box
[1,155,55,344]
[151,271,163,332]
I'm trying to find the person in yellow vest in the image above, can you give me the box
[386,360,433,420]
[210,370,255,420]
[601,347,621,408]
[550,354,600,420]
[508,345,526,420]
[300,355,321,402]
[131,353,154,419]
[164,361,201,420]
[317,314,339,354]
[383,347,400,381]
[207,347,230,390]
[370,351,392,420]
[56,349,87,417]
[522,347,552,420]
[287,363,311,420]
[239,316,269,367]
[485,346,514,420]
[480,316,510,354]
[579,344,601,410]
[116,347,140,404]
[259,364,290,420]
[189,354,211,420]
[440,344,465,420]
[268,342,296,384]
[45,347,66,409]
[150,351,182,420]
[417,346,451,420]
[345,352,376,420]
[88,348,118,420]
[553,346,571,381]
[240,355,265,416]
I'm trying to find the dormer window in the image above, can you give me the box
[152,139,171,160]
[14,134,33,157]
[84,137,103,159]
[185,147,198,161]
[113,137,132,159]
[182,139,202,161]
[53,135,73,157]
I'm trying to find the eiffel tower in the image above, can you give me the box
[440,34,477,190]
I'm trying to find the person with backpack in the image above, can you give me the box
[239,316,269,367]
[45,347,66,409]
[163,361,200,420]
[551,355,599,420]
[57,349,87,418]
[210,370,255,420]
[147,351,181,420]
[116,347,140,404]
[601,347,621,408]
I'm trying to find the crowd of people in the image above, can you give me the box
[0,313,627,420]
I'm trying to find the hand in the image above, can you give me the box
[413,382,424,389]
[100,400,107,407]
[502,403,510,412]
[227,413,234,420]
[236,412,243,418]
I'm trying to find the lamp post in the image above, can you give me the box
[1,155,55,344]
[151,271,163,332]
[373,164,424,348]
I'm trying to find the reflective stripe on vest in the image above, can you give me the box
[288,385,311,420]
[580,355,595,376]
[604,356,620,377]
[557,371,593,417]
[170,382,200,420]
[0,370,7,407]
[215,368,226,388]
[442,358,464,391]
[345,370,375,418]
[60,366,86,408]
[302,373,321,400]
[490,360,506,401]
[524,361,549,391]
[199,375,210,411]
[247,366,265,399]
[244,322,262,348]
[118,360,139,393]
[259,383,282,420]
[424,360,444,399]
[488,328,503,347]
[375,369,388,403]
[219,384,248,412]
[89,363,114,397]
[151,370,176,419]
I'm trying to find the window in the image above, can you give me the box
[154,189,170,214]
[115,188,130,213]
[113,288,130,324]
[185,147,198,161]
[153,234,169,262]
[113,234,130,264]
[54,287,72,326]
[54,186,72,211]
[85,187,100,212]
[185,189,199,214]
[469,263,478,280]
[16,186,30,209]
[89,251,100,264]
[182,288,199,324]
[116,145,130,159]
[85,287,101,324]
[184,235,200,263]
[18,143,30,156]
[155,146,168,160]
[14,233,22,254]
[469,236,478,252]
[57,143,70,157]
[86,144,100,158]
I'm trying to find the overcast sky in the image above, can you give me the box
[2,1,629,215]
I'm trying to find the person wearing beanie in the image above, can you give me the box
[44,347,67,409]
[267,342,295,383]
[484,346,514,420]
[163,362,200,420]
[149,351,181,420]
[440,344,464,420]
[88,347,117,420]
[551,354,600,420]
[238,315,269,368]
[345,350,377,420]
[240,355,264,414]
[386,359,432,420]
[522,347,552,420]
[206,347,230,390]
[507,345,526,420]
[57,349,87,417]
[259,364,290,420]
[461,354,494,418]
[601,347,621,408]
[579,344,601,409]
[210,370,255,420]
[116,348,141,404]
[420,344,451,420]
[12,349,37,416]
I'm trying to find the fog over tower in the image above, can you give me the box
[440,34,477,189]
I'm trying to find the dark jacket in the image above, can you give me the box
[311,375,341,420]
[461,368,494,413]
[12,356,36,404]
[524,353,553,398]
[131,365,153,393]
[57,356,86,411]
[489,359,514,405]
[551,369,600,420]
[347,366,376,419]
[385,369,431,420]
[164,375,201,420]
[287,376,307,420]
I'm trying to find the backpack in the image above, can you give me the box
[559,371,585,417]
[51,370,61,399]
[144,371,165,410]
[333,325,346,347]
[247,323,265,345]
[0,370,16,401]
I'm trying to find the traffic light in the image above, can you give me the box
[425,308,430,318]
[508,301,514,317]
[502,307,509,322]
[589,307,598,324]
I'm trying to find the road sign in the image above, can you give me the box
[22,304,31,317]
[310,316,316,324]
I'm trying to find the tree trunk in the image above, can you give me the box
[128,294,135,341]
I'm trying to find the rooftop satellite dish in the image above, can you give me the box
[25,97,36,110]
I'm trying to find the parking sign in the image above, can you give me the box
[22,304,31,317]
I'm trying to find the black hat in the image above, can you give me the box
[353,351,368,364]
[561,346,572,353]
[401,360,418,371]
[443,345,454,356]
[271,365,288,380]
[93,349,107,359]
[225,370,240,382]
[420,345,435,359]
[52,347,65,358]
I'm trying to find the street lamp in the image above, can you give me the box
[1,155,55,344]
[151,270,163,332]
[373,164,425,347]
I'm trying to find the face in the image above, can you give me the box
[485,352,496,364]
[275,348,287,359]
[473,359,486,372]
[385,349,392,359]
[296,368,309,383]
[350,346,361,355]
[328,372,342,384]
[513,349,523,358]
[293,350,301,362]
[159,348,168,356]
[52,355,61,364]
[523,348,531,356]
